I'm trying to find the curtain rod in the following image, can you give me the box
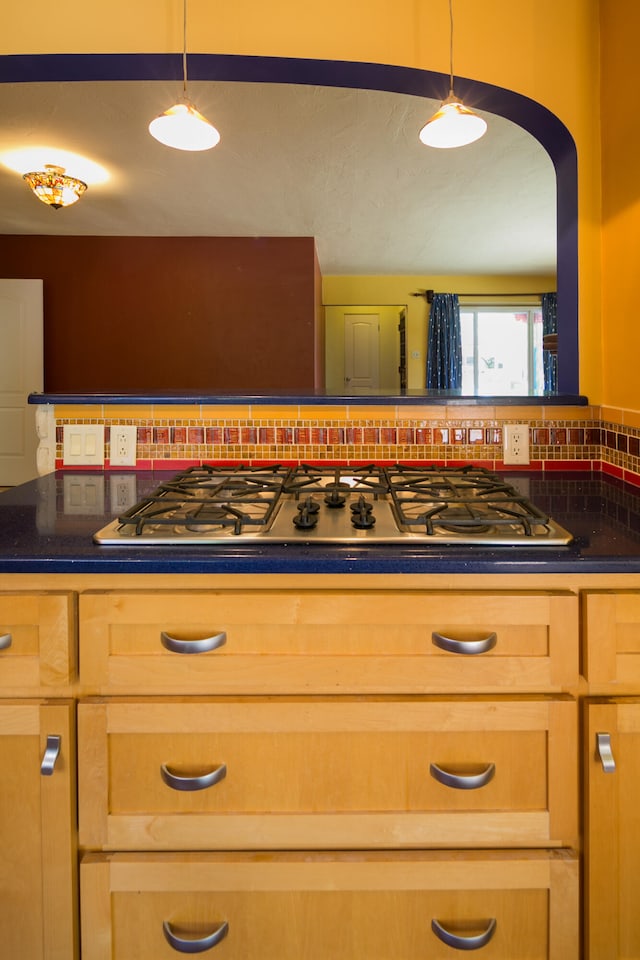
[411,289,546,303]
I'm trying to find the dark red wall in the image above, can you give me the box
[0,235,322,392]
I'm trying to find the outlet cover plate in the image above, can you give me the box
[110,424,137,467]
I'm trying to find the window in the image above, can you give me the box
[460,305,544,396]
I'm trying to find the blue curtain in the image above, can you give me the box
[426,293,462,390]
[542,292,558,393]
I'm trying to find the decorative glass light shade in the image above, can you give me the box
[22,164,87,209]
[148,98,221,152]
[419,94,487,149]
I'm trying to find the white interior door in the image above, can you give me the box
[344,313,380,389]
[0,279,43,486]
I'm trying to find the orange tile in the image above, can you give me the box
[499,406,543,420]
[300,405,350,419]
[447,405,496,421]
[599,406,624,425]
[399,406,447,421]
[622,408,640,429]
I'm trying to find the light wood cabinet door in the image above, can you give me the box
[0,592,75,693]
[78,696,578,851]
[80,849,579,960]
[79,589,578,695]
[0,700,77,959]
[583,590,640,689]
[585,697,640,959]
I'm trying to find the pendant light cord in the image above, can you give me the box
[448,0,455,96]
[182,0,188,97]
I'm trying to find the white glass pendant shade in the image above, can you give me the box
[419,95,487,149]
[149,99,221,152]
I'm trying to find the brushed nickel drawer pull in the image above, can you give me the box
[0,632,12,651]
[163,919,229,953]
[431,917,497,950]
[160,631,227,654]
[161,763,227,792]
[430,762,496,790]
[596,732,616,773]
[431,631,497,655]
[40,735,61,776]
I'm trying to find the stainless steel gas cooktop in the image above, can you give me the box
[94,464,574,547]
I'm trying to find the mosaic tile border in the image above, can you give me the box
[47,408,621,476]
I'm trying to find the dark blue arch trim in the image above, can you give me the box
[1,52,579,394]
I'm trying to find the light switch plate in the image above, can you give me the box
[62,424,105,466]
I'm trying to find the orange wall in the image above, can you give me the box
[2,0,603,399]
[600,0,640,410]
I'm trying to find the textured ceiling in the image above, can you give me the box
[0,79,557,276]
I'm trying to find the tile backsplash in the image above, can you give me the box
[41,401,640,485]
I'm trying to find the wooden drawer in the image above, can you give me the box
[80,849,579,960]
[583,590,640,688]
[0,592,75,691]
[78,696,578,850]
[78,589,578,694]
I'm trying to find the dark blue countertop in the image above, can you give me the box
[28,391,589,407]
[1,469,640,575]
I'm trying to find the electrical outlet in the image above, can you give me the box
[503,424,530,465]
[110,474,137,511]
[62,424,104,466]
[110,425,137,467]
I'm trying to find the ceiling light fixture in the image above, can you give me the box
[149,0,220,151]
[22,164,88,209]
[418,0,487,149]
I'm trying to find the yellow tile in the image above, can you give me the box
[201,404,252,418]
[543,404,596,421]
[152,404,202,419]
[55,403,104,418]
[248,405,300,420]
[105,404,153,419]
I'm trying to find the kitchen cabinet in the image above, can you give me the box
[583,589,640,959]
[585,698,640,960]
[0,699,77,960]
[0,590,78,960]
[76,585,580,958]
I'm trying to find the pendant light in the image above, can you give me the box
[22,164,87,209]
[149,0,220,151]
[419,0,487,149]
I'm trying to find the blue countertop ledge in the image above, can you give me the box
[1,469,639,574]
[28,391,589,406]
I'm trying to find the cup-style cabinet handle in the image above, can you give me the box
[163,919,229,953]
[596,732,616,773]
[0,632,12,651]
[431,917,497,950]
[160,763,227,792]
[431,631,497,656]
[40,735,61,776]
[160,631,227,654]
[430,762,496,790]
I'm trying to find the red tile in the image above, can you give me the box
[154,427,171,444]
[172,427,187,443]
